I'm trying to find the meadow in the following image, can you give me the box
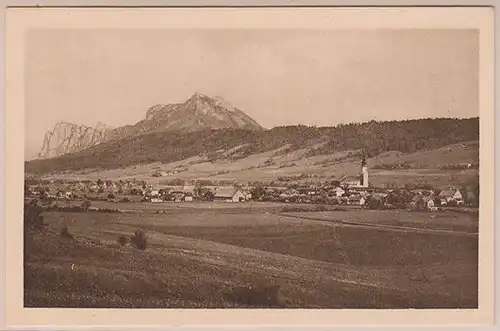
[24,202,478,308]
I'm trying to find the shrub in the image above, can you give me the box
[117,235,129,246]
[60,225,74,239]
[131,230,147,250]
[24,201,47,261]
[81,200,91,211]
[24,202,46,232]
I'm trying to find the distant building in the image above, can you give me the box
[360,151,369,188]
[348,194,365,205]
[340,151,369,188]
[439,188,463,205]
[333,187,345,197]
[214,187,246,202]
[426,198,437,211]
[170,191,185,202]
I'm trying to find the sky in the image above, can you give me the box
[25,29,479,159]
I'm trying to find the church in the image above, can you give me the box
[341,150,369,188]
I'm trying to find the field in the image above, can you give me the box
[24,202,478,308]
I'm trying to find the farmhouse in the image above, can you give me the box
[170,191,185,202]
[348,194,366,205]
[214,187,246,202]
[332,187,345,197]
[426,198,438,211]
[439,188,464,205]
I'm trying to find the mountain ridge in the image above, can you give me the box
[26,117,479,175]
[35,93,264,159]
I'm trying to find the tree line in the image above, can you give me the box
[26,117,479,173]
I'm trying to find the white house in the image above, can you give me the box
[333,187,345,197]
[427,198,438,211]
[214,187,247,202]
[439,188,463,204]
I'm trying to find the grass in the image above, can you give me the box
[34,139,479,191]
[24,203,478,308]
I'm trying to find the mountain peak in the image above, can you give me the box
[35,93,263,159]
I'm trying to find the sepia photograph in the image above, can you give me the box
[4,6,495,328]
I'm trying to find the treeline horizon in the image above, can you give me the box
[26,117,479,174]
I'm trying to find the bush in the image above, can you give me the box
[24,202,46,232]
[24,201,47,261]
[60,225,74,239]
[81,200,91,211]
[117,235,129,246]
[131,230,147,250]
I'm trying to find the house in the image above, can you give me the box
[348,194,365,205]
[342,177,362,188]
[243,191,253,200]
[332,187,345,197]
[170,191,185,202]
[214,187,247,202]
[439,188,463,205]
[150,198,163,203]
[184,195,193,202]
[426,198,438,211]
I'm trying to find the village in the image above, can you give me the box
[25,156,475,212]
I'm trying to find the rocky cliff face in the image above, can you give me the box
[133,93,264,134]
[36,93,263,159]
[37,122,113,159]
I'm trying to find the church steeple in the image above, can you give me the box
[360,149,369,188]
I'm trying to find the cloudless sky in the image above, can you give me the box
[25,29,479,159]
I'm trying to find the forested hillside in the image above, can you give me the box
[25,117,479,174]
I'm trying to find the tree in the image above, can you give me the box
[131,230,147,250]
[460,185,469,204]
[194,182,209,199]
[251,185,266,200]
[24,202,46,232]
[24,183,31,197]
[433,196,442,207]
[81,200,91,212]
[473,183,480,207]
[367,195,385,210]
[203,190,215,201]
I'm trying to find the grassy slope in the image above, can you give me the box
[26,118,479,174]
[25,205,478,308]
[38,140,479,190]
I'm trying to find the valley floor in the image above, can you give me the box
[24,202,478,308]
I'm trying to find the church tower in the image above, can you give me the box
[360,149,369,188]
